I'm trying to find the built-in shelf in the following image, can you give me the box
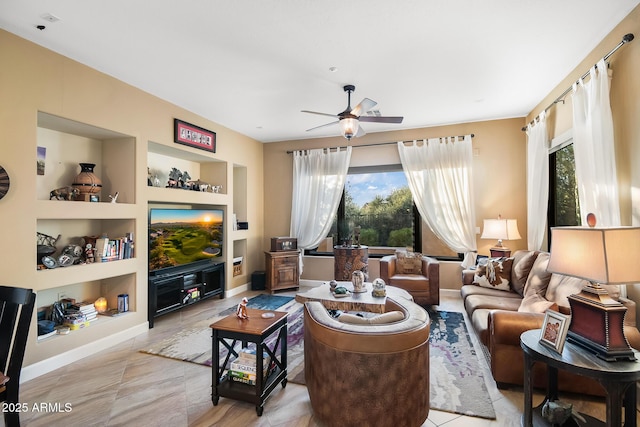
[36,258,138,290]
[32,112,142,362]
[35,200,137,219]
[146,186,229,205]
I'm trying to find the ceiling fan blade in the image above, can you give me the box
[359,115,404,124]
[350,98,377,117]
[306,121,339,132]
[301,110,339,119]
[355,125,366,138]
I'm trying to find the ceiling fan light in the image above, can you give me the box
[340,117,359,140]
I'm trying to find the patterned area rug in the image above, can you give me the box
[141,298,495,419]
[427,309,496,419]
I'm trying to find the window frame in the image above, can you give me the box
[547,130,580,243]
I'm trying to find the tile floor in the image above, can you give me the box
[6,286,611,426]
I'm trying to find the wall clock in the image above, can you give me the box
[0,166,9,200]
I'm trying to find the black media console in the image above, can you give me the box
[148,260,225,328]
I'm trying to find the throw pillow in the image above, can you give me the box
[395,251,423,274]
[511,251,539,297]
[338,311,405,325]
[518,294,559,313]
[522,253,552,298]
[474,257,513,291]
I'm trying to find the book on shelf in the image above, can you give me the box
[238,347,270,362]
[69,301,96,314]
[230,357,270,376]
[96,234,135,262]
[37,330,57,341]
[99,308,124,317]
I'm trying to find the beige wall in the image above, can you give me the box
[263,118,527,288]
[0,30,264,367]
[525,5,640,315]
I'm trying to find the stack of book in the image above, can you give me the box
[62,312,89,330]
[227,348,272,386]
[67,301,98,323]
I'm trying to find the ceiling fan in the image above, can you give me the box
[301,84,404,140]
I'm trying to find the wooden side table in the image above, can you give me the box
[333,245,368,280]
[265,250,300,293]
[210,308,288,416]
[520,329,640,427]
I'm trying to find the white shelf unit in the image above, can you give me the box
[34,112,142,354]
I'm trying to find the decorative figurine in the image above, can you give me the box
[85,243,94,264]
[167,167,182,188]
[49,186,79,200]
[352,270,366,293]
[372,278,386,297]
[236,297,249,319]
[109,192,119,203]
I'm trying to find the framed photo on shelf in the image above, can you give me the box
[539,309,570,353]
[174,119,216,153]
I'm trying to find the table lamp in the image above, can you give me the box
[481,215,521,257]
[547,220,640,361]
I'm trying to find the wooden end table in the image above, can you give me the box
[520,329,640,427]
[210,308,288,416]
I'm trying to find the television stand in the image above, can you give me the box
[148,261,225,328]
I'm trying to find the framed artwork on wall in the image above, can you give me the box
[539,309,570,353]
[174,119,216,153]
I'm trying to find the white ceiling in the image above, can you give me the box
[1,1,639,143]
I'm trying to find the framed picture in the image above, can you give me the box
[539,309,571,353]
[174,119,216,153]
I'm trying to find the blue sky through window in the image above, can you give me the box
[346,171,408,208]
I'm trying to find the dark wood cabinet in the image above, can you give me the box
[264,250,300,293]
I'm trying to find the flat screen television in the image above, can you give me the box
[149,208,223,273]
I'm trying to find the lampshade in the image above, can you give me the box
[481,218,521,242]
[547,226,640,284]
[340,117,359,140]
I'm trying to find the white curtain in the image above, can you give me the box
[290,147,352,272]
[525,111,549,250]
[571,59,620,226]
[398,135,477,268]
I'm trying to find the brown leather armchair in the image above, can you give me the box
[379,254,439,305]
[304,297,430,427]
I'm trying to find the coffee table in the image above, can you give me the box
[295,282,412,313]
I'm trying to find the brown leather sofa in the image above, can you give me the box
[380,254,439,305]
[304,297,430,427]
[461,250,640,395]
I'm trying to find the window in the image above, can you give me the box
[308,165,459,259]
[548,141,580,236]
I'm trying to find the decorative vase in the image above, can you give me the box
[72,163,102,195]
[352,270,365,293]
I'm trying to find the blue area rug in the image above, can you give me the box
[218,294,293,316]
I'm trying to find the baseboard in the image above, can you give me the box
[20,322,149,383]
[226,283,249,297]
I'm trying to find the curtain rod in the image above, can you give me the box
[286,134,474,154]
[522,33,634,132]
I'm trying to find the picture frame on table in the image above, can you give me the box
[539,309,571,353]
[174,119,216,153]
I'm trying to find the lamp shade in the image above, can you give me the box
[340,117,359,140]
[480,218,521,241]
[547,226,640,284]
